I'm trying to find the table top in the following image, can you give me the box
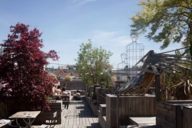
[0,119,11,127]
[9,111,41,119]
[129,117,156,125]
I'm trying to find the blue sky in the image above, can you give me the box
[0,0,182,69]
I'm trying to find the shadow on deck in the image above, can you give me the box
[56,99,100,128]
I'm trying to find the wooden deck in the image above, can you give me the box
[54,100,100,128]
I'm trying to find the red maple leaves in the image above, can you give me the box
[0,23,59,110]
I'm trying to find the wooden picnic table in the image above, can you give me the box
[9,111,41,128]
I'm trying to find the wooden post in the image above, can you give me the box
[155,74,161,101]
[116,93,119,128]
[106,94,118,128]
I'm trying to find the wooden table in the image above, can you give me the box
[129,117,156,127]
[9,111,41,128]
[0,119,11,128]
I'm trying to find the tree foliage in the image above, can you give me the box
[131,0,192,49]
[0,23,59,110]
[76,40,112,87]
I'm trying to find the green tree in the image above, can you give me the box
[131,0,192,51]
[76,40,112,87]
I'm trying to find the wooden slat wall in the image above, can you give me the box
[96,88,111,105]
[106,94,118,128]
[98,104,107,128]
[183,106,192,128]
[119,95,156,117]
[156,101,192,128]
[34,100,62,125]
[106,94,156,128]
[65,81,86,90]
[156,103,177,128]
[86,97,99,116]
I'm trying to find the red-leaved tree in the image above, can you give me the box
[0,23,59,110]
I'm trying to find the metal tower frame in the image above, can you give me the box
[125,35,144,69]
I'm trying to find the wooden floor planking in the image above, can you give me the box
[54,100,100,128]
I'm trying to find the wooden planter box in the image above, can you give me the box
[34,100,62,125]
[85,97,99,116]
[96,88,109,105]
[156,100,192,128]
[99,104,107,128]
[106,94,156,128]
[183,106,192,128]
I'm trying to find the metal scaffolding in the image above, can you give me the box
[118,35,144,69]
[118,34,144,79]
[126,35,144,68]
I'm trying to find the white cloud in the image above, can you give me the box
[72,0,96,6]
[86,30,133,68]
[45,30,133,68]
[89,30,132,47]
